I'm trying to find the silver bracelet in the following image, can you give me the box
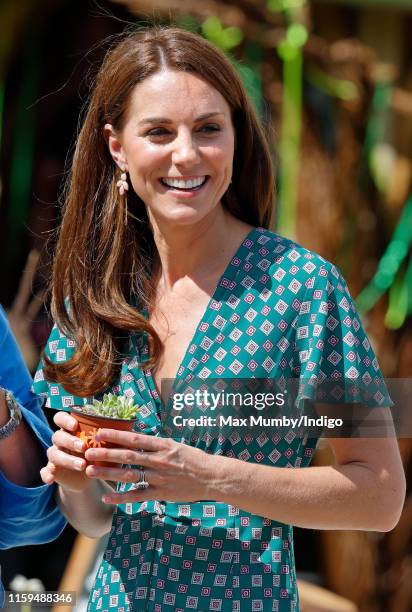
[0,388,23,440]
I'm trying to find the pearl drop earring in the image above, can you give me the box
[116,166,129,196]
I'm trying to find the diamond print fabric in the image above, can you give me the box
[32,227,391,611]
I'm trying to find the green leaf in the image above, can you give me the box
[221,27,244,50]
[268,0,306,12]
[201,16,243,51]
[286,24,308,48]
[86,393,138,419]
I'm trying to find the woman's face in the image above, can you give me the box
[105,69,235,228]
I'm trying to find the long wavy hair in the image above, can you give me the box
[43,26,276,397]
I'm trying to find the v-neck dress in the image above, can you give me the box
[33,227,392,612]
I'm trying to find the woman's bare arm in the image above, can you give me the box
[207,433,406,532]
[55,480,115,538]
[87,421,406,533]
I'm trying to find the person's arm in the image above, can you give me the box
[0,304,56,486]
[206,429,406,532]
[85,425,406,533]
[55,481,115,539]
[0,389,67,548]
[0,388,66,548]
[0,305,66,548]
[0,389,46,486]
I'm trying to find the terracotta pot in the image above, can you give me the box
[70,406,138,468]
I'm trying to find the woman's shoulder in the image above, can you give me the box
[42,321,77,361]
[252,227,341,281]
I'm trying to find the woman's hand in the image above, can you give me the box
[84,429,219,505]
[40,411,89,492]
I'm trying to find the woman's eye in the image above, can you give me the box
[199,124,221,133]
[145,124,221,138]
[146,127,170,137]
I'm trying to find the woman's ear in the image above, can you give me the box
[103,123,127,169]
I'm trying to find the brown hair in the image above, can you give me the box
[43,25,275,397]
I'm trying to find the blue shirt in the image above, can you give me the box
[0,305,66,605]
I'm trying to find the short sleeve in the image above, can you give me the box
[32,322,87,411]
[0,461,66,548]
[294,262,393,409]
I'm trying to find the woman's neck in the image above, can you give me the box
[150,210,253,292]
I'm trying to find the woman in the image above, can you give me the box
[35,27,405,611]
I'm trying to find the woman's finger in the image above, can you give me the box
[47,445,86,472]
[84,446,160,468]
[96,429,168,451]
[52,429,85,454]
[40,463,56,485]
[85,464,159,485]
[53,411,79,433]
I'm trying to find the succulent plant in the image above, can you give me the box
[82,393,138,419]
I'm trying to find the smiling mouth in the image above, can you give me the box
[160,176,209,191]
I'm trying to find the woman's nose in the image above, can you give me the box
[171,130,200,166]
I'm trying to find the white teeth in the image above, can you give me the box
[162,176,206,189]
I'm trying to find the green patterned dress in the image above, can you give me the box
[33,227,391,612]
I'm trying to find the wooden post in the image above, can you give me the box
[52,534,99,612]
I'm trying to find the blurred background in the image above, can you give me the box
[0,0,411,610]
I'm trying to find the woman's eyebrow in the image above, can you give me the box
[138,111,225,126]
